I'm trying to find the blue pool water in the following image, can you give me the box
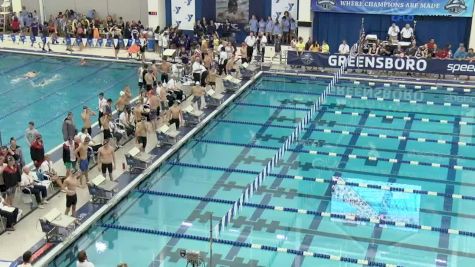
[0,53,137,156]
[49,74,475,266]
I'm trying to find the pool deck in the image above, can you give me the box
[0,41,474,266]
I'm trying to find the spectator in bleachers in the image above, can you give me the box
[321,40,330,54]
[454,44,468,59]
[295,37,305,55]
[20,166,49,209]
[425,38,437,58]
[405,42,418,57]
[304,37,312,51]
[338,40,350,54]
[309,41,320,52]
[467,48,475,61]
[436,44,452,59]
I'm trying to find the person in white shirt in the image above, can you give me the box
[338,40,350,54]
[244,32,256,62]
[77,250,95,267]
[387,23,400,43]
[97,92,107,128]
[20,166,48,208]
[192,58,208,87]
[400,24,414,42]
[38,154,62,187]
[258,32,267,62]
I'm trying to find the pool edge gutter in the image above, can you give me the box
[33,71,263,267]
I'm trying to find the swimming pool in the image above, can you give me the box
[47,74,475,266]
[0,53,137,156]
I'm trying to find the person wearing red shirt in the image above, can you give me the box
[11,17,20,33]
[3,157,21,206]
[425,38,437,58]
[30,134,45,168]
[436,44,452,59]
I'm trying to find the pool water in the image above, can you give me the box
[0,53,137,156]
[49,74,475,267]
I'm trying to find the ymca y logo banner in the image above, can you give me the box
[272,0,298,20]
[171,0,196,30]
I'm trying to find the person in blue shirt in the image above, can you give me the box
[281,16,290,44]
[272,20,282,42]
[249,15,258,34]
[258,18,266,34]
[265,16,274,44]
[290,18,297,43]
[453,46,468,59]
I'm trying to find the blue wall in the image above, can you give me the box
[313,12,472,53]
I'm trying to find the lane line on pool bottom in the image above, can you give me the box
[101,222,400,267]
[325,109,475,126]
[136,189,475,238]
[168,161,475,203]
[216,119,475,147]
[233,102,311,111]
[194,138,472,171]
[329,94,475,109]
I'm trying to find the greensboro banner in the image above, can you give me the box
[312,0,474,17]
[287,51,475,76]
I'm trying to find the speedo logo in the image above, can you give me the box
[447,63,475,73]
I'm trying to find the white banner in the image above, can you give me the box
[171,0,195,31]
[271,0,298,21]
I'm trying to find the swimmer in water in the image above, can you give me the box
[80,58,86,66]
[24,71,38,79]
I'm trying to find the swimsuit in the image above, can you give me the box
[79,159,89,172]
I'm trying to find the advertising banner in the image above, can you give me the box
[216,0,250,23]
[171,0,196,31]
[271,0,298,20]
[312,0,474,17]
[287,50,475,76]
